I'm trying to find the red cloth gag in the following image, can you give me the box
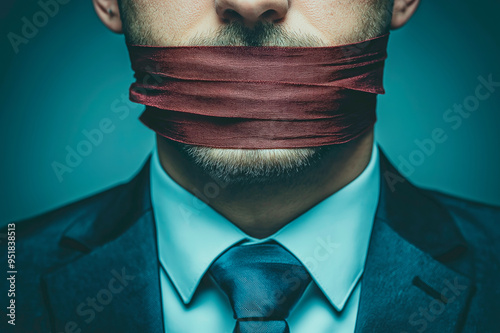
[127,34,389,149]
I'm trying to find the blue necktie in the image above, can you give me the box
[209,242,312,333]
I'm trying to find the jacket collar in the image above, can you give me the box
[375,151,468,260]
[354,149,474,332]
[43,148,475,333]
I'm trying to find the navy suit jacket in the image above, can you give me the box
[1,149,499,333]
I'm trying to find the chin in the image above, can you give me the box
[180,144,336,185]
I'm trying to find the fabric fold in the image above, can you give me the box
[127,34,389,148]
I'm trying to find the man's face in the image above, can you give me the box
[118,0,393,184]
[120,0,392,47]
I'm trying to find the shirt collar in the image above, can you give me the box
[151,143,380,311]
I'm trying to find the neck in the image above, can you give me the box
[156,131,374,238]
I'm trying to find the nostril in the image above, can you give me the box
[223,9,243,22]
[260,9,277,21]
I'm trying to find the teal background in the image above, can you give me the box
[1,0,499,226]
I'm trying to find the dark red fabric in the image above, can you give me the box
[127,34,389,148]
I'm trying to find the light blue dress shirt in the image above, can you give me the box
[150,143,380,333]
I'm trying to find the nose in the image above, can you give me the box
[216,0,289,27]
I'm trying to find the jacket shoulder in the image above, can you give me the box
[422,188,500,285]
[2,155,152,254]
[2,181,128,257]
[0,158,151,332]
[425,189,500,248]
[419,190,500,331]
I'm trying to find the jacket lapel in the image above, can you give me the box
[40,148,477,333]
[354,149,476,332]
[41,158,164,333]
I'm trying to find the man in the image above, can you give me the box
[1,0,499,332]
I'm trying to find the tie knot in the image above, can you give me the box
[209,242,311,333]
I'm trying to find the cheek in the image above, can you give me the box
[130,0,214,43]
[159,0,212,32]
[293,0,376,44]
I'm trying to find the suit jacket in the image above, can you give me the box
[1,149,499,333]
